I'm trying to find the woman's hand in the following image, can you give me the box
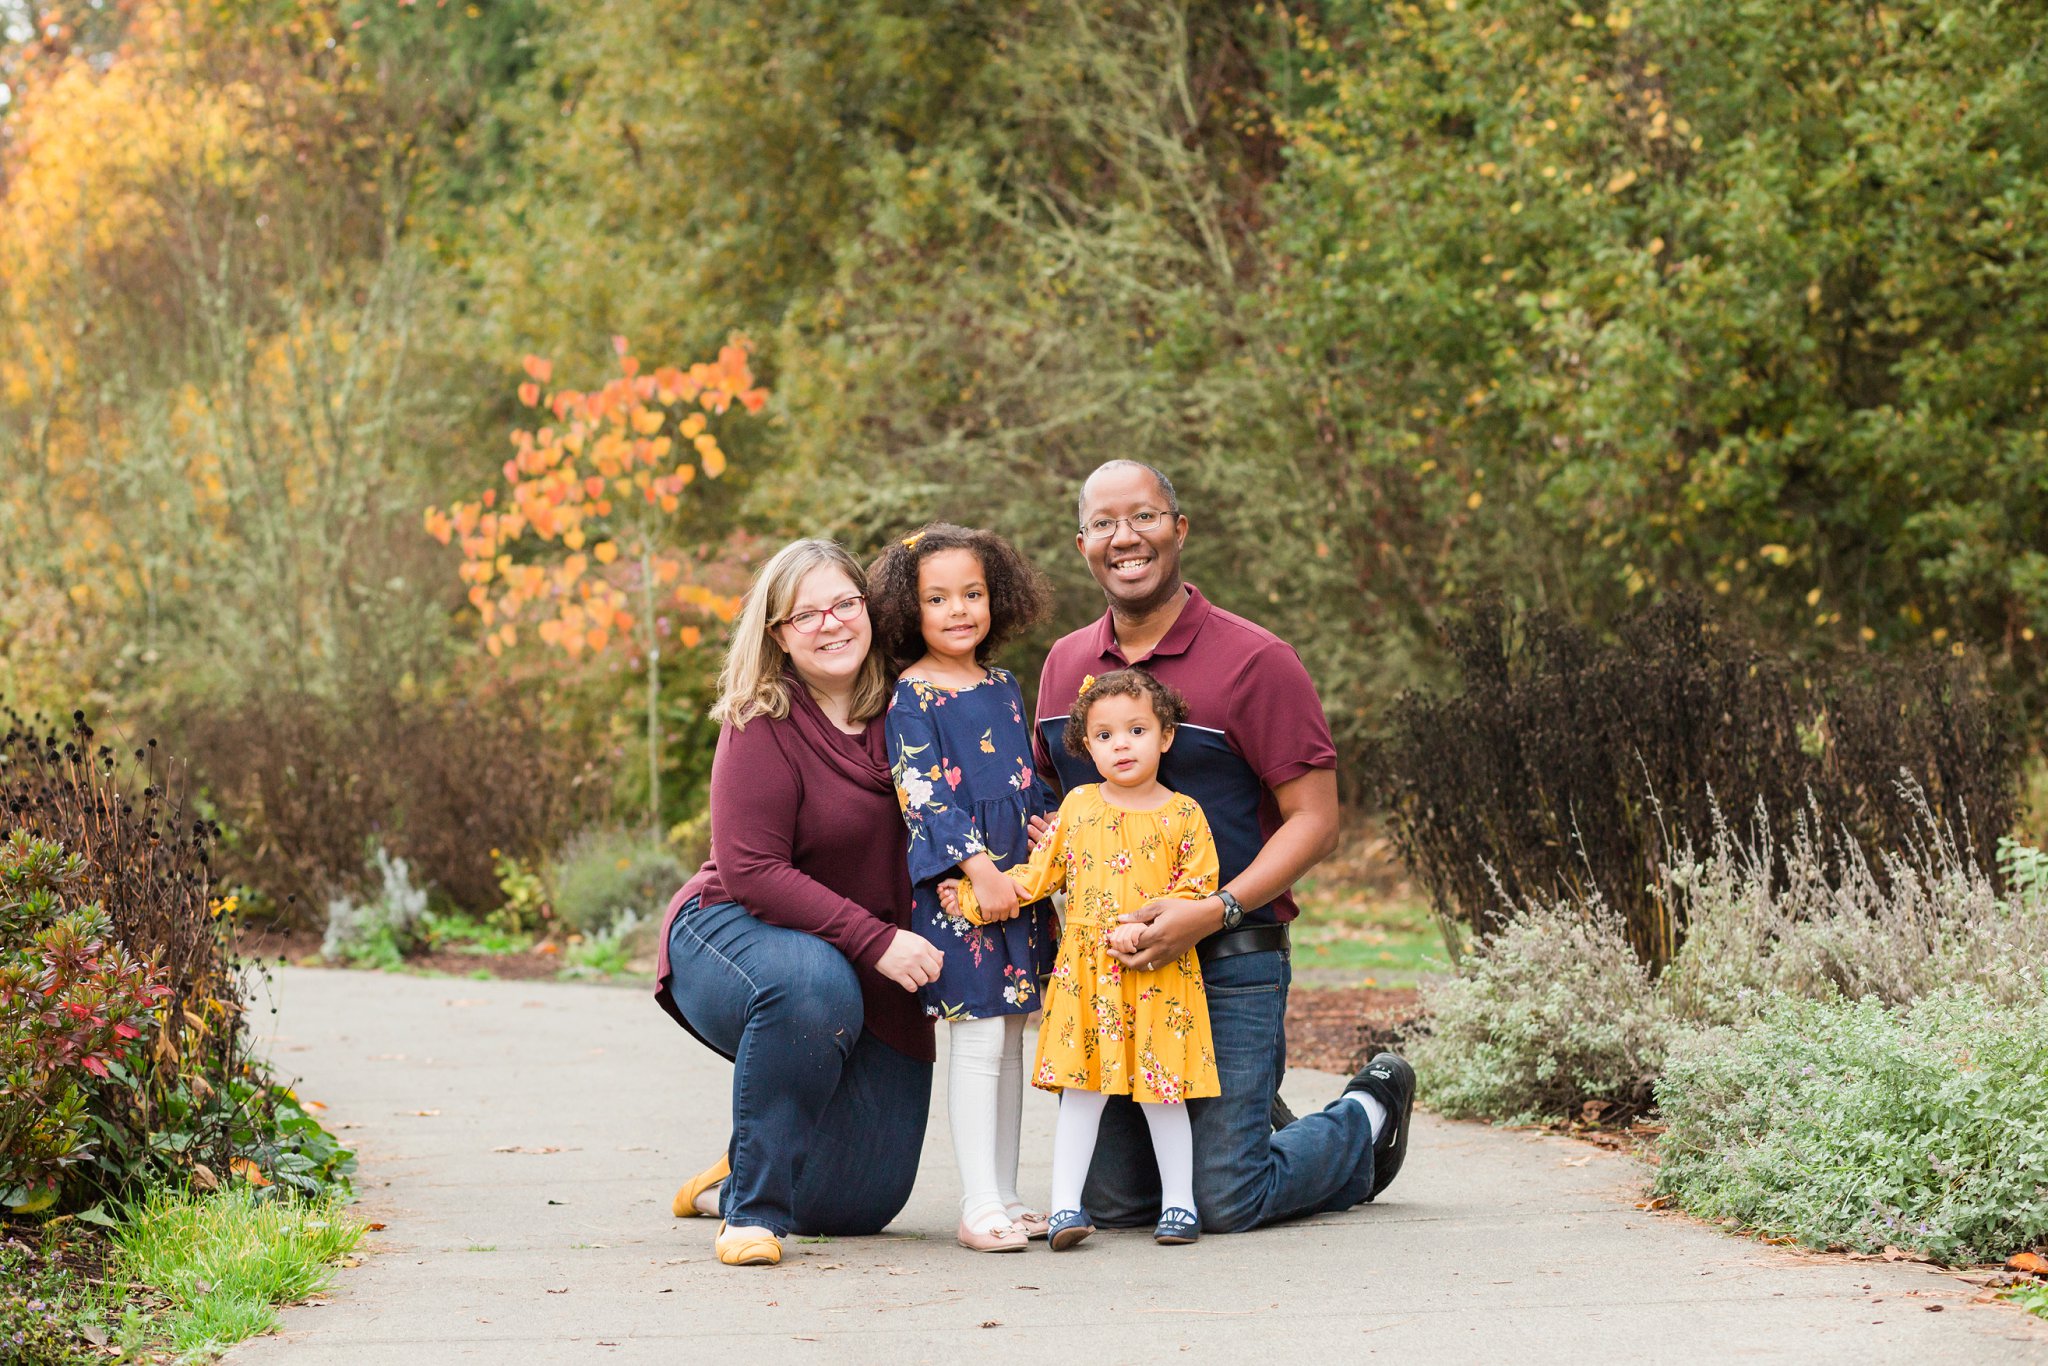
[875,928,945,992]
[1026,814,1056,851]
[962,853,1021,923]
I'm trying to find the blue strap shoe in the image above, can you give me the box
[1047,1208,1095,1251]
[1153,1206,1200,1245]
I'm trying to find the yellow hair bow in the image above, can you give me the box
[901,531,925,549]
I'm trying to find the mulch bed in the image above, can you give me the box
[236,928,1428,1055]
[1284,986,1421,1076]
[231,927,575,982]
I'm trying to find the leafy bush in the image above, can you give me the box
[1379,596,2017,967]
[547,829,686,938]
[174,681,598,919]
[1418,806,2048,1125]
[1654,988,2048,1264]
[486,850,554,937]
[1659,807,2048,1020]
[321,846,429,970]
[1,882,172,1211]
[1409,898,1670,1124]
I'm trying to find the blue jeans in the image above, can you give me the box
[665,897,932,1237]
[1081,948,1375,1232]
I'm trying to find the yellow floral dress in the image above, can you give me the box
[957,784,1221,1104]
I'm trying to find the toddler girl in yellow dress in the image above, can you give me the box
[942,669,1219,1249]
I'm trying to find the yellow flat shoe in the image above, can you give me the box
[715,1221,782,1267]
[671,1153,731,1218]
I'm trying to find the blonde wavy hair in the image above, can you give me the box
[712,538,893,729]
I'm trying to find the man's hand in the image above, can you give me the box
[875,928,945,992]
[1110,895,1223,971]
[963,854,1021,923]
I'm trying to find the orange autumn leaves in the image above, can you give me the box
[425,336,767,659]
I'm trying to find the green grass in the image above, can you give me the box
[1288,882,1449,986]
[111,1187,365,1359]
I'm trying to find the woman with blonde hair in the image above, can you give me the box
[654,538,946,1267]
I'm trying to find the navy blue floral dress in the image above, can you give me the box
[886,669,1058,1021]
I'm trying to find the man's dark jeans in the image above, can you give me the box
[666,897,932,1237]
[1081,947,1375,1232]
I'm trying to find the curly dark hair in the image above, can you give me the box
[1062,668,1190,757]
[866,522,1053,670]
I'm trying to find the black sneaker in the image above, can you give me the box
[1344,1052,1415,1201]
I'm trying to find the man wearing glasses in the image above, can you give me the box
[1032,459,1417,1235]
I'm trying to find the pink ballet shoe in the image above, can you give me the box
[956,1216,1028,1253]
[1005,1206,1050,1239]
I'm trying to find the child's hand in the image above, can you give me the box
[938,879,964,917]
[1026,813,1058,852]
[1107,921,1147,956]
[967,860,1023,923]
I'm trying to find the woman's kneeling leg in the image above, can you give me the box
[667,901,868,1235]
[789,1033,934,1236]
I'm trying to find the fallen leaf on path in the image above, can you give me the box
[303,1100,327,1112]
[1881,1245,1936,1264]
[2007,1252,2048,1276]
[410,1109,441,1117]
[1634,1195,1673,1210]
[545,1288,568,1295]
[1561,1155,1593,1167]
[364,1222,387,1231]
[981,1320,1002,1328]
[492,1145,565,1154]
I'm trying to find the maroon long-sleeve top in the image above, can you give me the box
[655,682,934,1063]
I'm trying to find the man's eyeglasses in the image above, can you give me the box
[775,594,867,635]
[1080,509,1174,541]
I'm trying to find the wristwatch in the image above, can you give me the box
[1216,889,1246,931]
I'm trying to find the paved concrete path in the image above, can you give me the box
[226,967,2045,1365]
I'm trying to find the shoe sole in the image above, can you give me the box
[1367,1054,1416,1201]
[956,1238,1027,1252]
[1048,1224,1095,1251]
[1154,1233,1198,1246]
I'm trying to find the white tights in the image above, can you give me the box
[947,1015,1027,1234]
[1049,1089,1196,1217]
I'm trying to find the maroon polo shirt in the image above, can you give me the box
[1033,584,1337,926]
[656,683,933,1063]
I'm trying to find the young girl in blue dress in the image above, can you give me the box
[868,523,1057,1254]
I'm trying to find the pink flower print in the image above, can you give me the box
[1109,849,1133,874]
[943,763,964,789]
[1036,1059,1058,1086]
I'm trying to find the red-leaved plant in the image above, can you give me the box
[0,832,169,1211]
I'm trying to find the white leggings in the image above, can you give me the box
[947,1014,1027,1229]
[1050,1089,1196,1217]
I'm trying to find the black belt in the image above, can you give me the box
[1197,921,1288,964]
